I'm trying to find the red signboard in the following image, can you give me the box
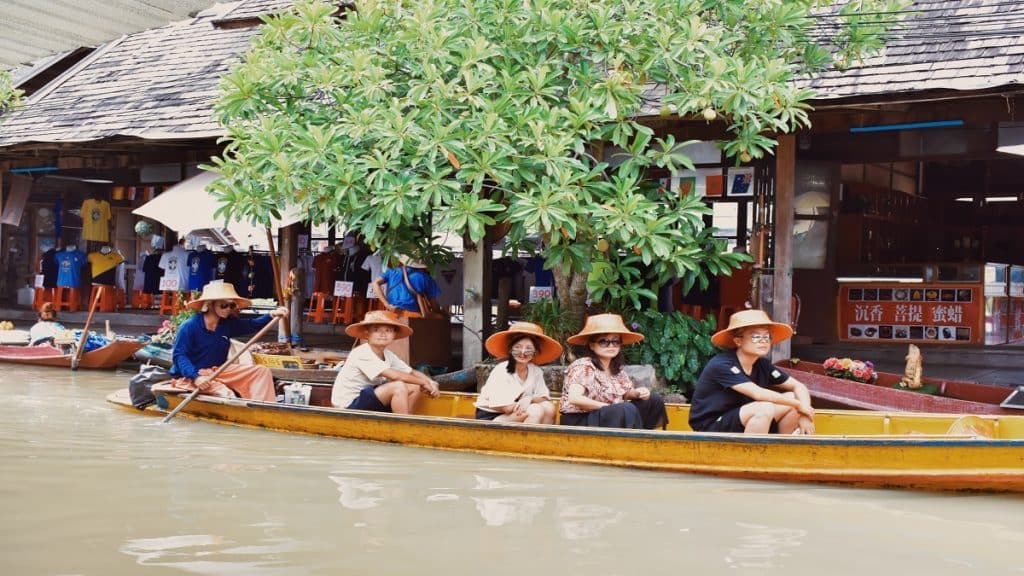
[837,284,981,344]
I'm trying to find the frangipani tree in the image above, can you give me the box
[0,70,24,117]
[211,0,904,322]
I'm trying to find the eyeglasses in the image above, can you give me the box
[748,333,772,343]
[217,302,238,310]
[510,347,536,357]
[595,339,622,347]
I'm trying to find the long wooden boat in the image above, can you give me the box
[271,366,478,393]
[0,339,145,369]
[779,360,1018,415]
[108,385,1024,493]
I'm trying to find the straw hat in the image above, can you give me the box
[398,254,428,269]
[711,309,793,349]
[567,313,644,346]
[485,321,563,365]
[186,282,252,311]
[344,310,414,340]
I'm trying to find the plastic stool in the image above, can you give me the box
[331,296,355,325]
[367,297,384,313]
[159,291,183,316]
[33,287,54,310]
[54,286,81,312]
[306,292,327,324]
[90,285,117,313]
[132,290,154,310]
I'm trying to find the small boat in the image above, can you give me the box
[108,385,1024,493]
[779,360,1018,415]
[0,339,146,369]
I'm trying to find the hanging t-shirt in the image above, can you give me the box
[187,250,216,291]
[158,245,190,291]
[312,251,339,294]
[40,248,58,289]
[55,249,88,287]
[142,252,163,294]
[80,199,111,242]
[213,251,243,285]
[88,250,125,285]
[361,253,383,290]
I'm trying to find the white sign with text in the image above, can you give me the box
[159,276,180,291]
[529,286,553,302]
[333,281,354,298]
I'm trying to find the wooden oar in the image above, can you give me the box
[71,286,103,371]
[161,316,281,424]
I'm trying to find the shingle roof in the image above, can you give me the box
[215,0,295,24]
[0,0,295,148]
[802,0,1024,100]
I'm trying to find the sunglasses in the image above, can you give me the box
[510,348,536,357]
[748,333,772,343]
[217,302,238,310]
[595,338,622,347]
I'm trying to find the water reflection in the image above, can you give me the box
[3,366,1024,575]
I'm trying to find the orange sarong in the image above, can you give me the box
[161,364,277,402]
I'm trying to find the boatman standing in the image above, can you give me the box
[689,309,815,435]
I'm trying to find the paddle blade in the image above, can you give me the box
[946,415,996,438]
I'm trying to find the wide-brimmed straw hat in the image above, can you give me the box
[567,313,644,346]
[485,321,563,365]
[187,282,252,311]
[345,310,414,340]
[398,254,428,269]
[711,309,793,348]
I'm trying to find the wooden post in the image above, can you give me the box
[462,237,492,371]
[772,134,796,361]
[278,224,300,344]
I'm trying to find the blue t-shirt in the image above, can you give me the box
[187,250,216,291]
[688,350,789,431]
[379,267,441,312]
[170,312,272,380]
[55,249,88,287]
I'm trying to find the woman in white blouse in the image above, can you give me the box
[475,322,562,424]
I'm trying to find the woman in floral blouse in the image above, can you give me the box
[559,314,668,429]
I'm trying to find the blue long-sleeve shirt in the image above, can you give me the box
[170,312,272,380]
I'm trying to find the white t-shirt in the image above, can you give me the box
[331,343,413,408]
[158,245,190,290]
[361,253,383,286]
[474,361,551,412]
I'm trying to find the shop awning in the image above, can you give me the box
[133,170,304,251]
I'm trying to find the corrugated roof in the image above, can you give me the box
[0,0,220,69]
[801,0,1024,100]
[0,1,295,147]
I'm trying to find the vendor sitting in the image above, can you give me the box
[30,302,64,346]
[166,282,288,402]
[688,309,815,435]
[331,310,440,413]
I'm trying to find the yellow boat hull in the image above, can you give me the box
[108,390,1024,493]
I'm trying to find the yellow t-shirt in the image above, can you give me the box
[81,199,111,242]
[88,250,124,278]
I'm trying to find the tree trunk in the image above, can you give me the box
[553,262,588,333]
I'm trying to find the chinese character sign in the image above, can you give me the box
[839,285,979,344]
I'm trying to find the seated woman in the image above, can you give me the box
[166,282,288,402]
[331,310,440,412]
[688,309,814,435]
[475,322,560,424]
[559,314,668,429]
[30,302,64,346]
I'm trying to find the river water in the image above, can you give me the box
[2,366,1024,575]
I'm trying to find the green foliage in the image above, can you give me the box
[625,309,717,395]
[0,70,24,117]
[521,298,577,362]
[211,0,906,308]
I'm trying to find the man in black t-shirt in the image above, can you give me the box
[689,309,815,435]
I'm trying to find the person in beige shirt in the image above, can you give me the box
[331,310,440,412]
[475,322,561,424]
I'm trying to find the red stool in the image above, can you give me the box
[33,287,54,310]
[132,290,154,310]
[54,286,81,312]
[159,291,182,316]
[116,288,127,311]
[331,296,355,325]
[89,285,117,312]
[366,297,384,313]
[306,292,327,324]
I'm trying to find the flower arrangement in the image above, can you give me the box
[822,357,877,383]
[150,308,196,346]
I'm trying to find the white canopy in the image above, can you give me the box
[133,170,304,251]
